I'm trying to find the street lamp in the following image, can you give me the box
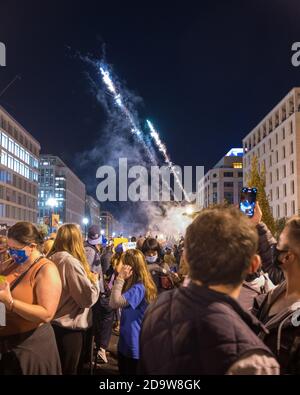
[185,206,194,216]
[46,197,58,233]
[82,217,89,239]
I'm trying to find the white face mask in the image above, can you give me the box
[145,254,158,263]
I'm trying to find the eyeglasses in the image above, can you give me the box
[7,243,30,251]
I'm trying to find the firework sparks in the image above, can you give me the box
[147,120,190,202]
[99,64,150,152]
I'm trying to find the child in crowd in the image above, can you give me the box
[109,249,157,375]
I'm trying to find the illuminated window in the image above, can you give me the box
[232,162,243,169]
[1,150,7,166]
[8,138,14,154]
[1,132,8,149]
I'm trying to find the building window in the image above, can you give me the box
[276,151,278,163]
[269,189,273,202]
[269,155,272,166]
[291,160,294,175]
[290,121,293,135]
[282,146,286,159]
[270,172,272,184]
[291,180,295,195]
[224,191,234,204]
[277,205,280,218]
[224,182,234,188]
[212,183,217,188]
[238,172,243,178]
[283,184,287,197]
[276,168,279,181]
[8,138,14,154]
[263,144,265,154]
[232,162,242,169]
[213,192,218,204]
[0,203,5,217]
[276,187,279,199]
[291,141,294,155]
[282,127,285,140]
[284,203,287,217]
[1,150,7,167]
[224,172,233,177]
[213,173,217,178]
[275,133,278,145]
[269,139,272,150]
[292,201,295,215]
[283,164,286,178]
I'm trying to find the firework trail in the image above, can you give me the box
[98,61,187,201]
[99,63,157,164]
[147,120,190,202]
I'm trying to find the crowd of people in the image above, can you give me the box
[0,202,300,375]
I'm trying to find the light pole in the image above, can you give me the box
[46,197,58,234]
[82,217,89,240]
[185,205,194,216]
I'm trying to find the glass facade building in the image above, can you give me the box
[38,155,86,226]
[0,106,40,226]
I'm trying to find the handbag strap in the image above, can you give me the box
[10,256,44,292]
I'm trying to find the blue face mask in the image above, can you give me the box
[8,248,29,265]
[145,254,158,264]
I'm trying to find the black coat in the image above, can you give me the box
[139,283,273,375]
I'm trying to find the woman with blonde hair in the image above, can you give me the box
[109,248,157,374]
[47,223,100,375]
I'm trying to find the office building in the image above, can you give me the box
[0,106,40,226]
[38,155,86,226]
[197,148,243,208]
[243,88,300,219]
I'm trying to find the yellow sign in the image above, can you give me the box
[0,275,6,285]
[52,214,60,229]
[113,237,128,248]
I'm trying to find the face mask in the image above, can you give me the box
[145,254,158,264]
[272,245,288,268]
[8,248,29,265]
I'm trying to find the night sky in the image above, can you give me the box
[1,0,300,221]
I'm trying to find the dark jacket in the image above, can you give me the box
[256,222,285,285]
[139,283,273,375]
[100,250,113,275]
[255,281,300,374]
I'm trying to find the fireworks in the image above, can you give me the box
[99,62,189,202]
[146,120,190,202]
[99,64,150,153]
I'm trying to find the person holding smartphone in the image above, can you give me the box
[239,188,284,285]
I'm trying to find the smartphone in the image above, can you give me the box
[239,187,257,218]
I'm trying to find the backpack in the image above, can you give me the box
[150,268,180,292]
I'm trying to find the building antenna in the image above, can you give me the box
[0,75,21,99]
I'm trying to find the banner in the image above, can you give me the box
[113,237,128,248]
[122,242,137,251]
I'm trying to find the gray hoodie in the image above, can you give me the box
[50,251,100,330]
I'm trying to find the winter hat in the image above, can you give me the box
[88,225,102,245]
